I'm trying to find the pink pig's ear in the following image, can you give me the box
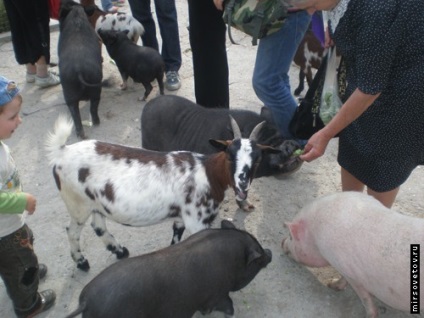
[287,221,305,241]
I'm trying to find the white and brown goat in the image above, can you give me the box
[45,116,279,271]
[293,28,326,96]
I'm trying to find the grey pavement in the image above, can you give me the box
[0,1,422,317]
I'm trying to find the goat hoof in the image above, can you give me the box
[116,247,129,259]
[77,260,90,271]
[76,131,86,140]
[237,199,255,212]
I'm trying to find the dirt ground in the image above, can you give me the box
[0,1,422,317]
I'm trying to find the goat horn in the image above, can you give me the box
[249,121,266,141]
[230,115,242,139]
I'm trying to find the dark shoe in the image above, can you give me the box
[165,71,181,91]
[26,290,56,318]
[38,264,47,279]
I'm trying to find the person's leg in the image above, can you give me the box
[341,167,365,192]
[4,0,51,65]
[367,188,400,209]
[153,0,181,73]
[252,11,311,139]
[0,225,55,317]
[341,167,399,208]
[153,0,182,90]
[128,0,159,50]
[188,0,229,108]
[4,0,59,87]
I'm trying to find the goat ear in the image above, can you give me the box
[209,139,230,151]
[221,219,236,229]
[257,144,281,154]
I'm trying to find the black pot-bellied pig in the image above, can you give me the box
[141,95,302,210]
[45,116,279,271]
[282,192,424,318]
[97,29,165,101]
[65,220,272,318]
[58,0,103,139]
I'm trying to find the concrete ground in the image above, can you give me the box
[0,1,422,317]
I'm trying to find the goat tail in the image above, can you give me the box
[45,115,73,165]
[64,301,87,318]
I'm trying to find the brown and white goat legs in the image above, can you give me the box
[67,216,91,271]
[91,211,129,260]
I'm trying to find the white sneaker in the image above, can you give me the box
[26,73,36,83]
[35,71,61,88]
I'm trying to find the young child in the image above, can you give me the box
[0,76,55,317]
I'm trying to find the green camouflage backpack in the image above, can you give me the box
[223,0,289,46]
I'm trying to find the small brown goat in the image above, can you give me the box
[293,28,326,96]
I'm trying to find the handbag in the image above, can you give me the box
[222,0,288,46]
[48,0,60,20]
[289,47,346,139]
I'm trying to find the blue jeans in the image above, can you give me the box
[100,0,114,12]
[252,11,311,141]
[128,0,182,72]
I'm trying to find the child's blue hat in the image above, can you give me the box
[0,76,20,107]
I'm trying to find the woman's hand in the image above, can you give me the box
[300,89,381,163]
[214,0,225,11]
[300,129,332,162]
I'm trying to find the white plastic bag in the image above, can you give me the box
[320,47,342,125]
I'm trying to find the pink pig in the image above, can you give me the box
[282,191,424,318]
